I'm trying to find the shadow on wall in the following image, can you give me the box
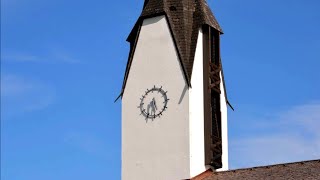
[179,84,188,104]
[142,15,163,27]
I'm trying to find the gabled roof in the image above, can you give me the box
[119,0,224,99]
[195,159,320,180]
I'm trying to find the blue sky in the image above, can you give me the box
[1,0,319,179]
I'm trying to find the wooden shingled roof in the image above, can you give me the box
[192,159,320,180]
[120,0,223,97]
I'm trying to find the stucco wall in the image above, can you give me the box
[189,29,207,177]
[217,72,229,171]
[122,16,190,180]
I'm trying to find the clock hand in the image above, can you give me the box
[152,98,157,110]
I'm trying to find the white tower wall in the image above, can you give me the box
[122,15,190,180]
[189,29,207,177]
[219,71,229,171]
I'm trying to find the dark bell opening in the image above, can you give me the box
[169,6,177,11]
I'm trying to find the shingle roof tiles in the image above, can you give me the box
[123,0,222,93]
[204,160,320,180]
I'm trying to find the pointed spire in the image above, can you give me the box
[122,0,223,93]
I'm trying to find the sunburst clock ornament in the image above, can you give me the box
[138,86,169,121]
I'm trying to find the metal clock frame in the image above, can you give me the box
[138,85,169,120]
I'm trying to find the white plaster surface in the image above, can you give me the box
[122,16,190,180]
[216,72,229,171]
[189,29,207,177]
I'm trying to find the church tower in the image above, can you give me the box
[119,0,232,179]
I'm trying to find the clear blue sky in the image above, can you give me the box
[1,0,320,179]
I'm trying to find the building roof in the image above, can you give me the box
[119,0,223,98]
[197,159,320,180]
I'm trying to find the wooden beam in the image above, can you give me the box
[209,81,221,89]
[209,74,220,81]
[209,62,221,70]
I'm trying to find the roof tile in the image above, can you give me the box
[122,0,222,93]
[204,160,320,180]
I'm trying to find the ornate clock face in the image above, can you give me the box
[139,86,169,120]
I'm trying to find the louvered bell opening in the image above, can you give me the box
[203,24,223,169]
